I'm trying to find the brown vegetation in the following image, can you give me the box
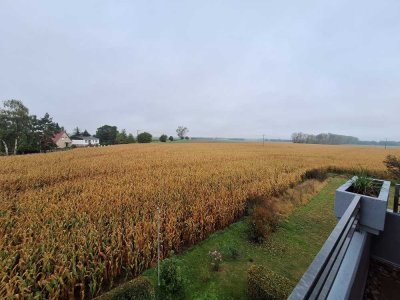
[0,143,399,298]
[248,180,325,243]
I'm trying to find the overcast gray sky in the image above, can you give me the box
[1,1,399,140]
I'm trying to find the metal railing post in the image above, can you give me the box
[394,184,400,213]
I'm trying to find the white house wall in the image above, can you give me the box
[71,140,99,146]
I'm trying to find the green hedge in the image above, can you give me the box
[247,265,292,300]
[97,276,155,300]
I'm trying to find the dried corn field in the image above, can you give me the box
[1,143,399,299]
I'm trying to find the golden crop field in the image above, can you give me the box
[1,143,399,299]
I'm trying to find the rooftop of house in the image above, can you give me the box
[71,135,99,141]
[52,131,69,143]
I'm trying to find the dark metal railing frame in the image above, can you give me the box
[289,195,361,300]
[394,184,400,213]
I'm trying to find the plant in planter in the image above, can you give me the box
[335,175,390,234]
[348,173,382,197]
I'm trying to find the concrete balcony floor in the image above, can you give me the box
[364,258,400,300]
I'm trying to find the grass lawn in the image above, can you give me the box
[143,176,346,299]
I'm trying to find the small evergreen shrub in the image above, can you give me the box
[160,257,184,299]
[247,265,292,300]
[98,276,155,300]
[227,246,240,260]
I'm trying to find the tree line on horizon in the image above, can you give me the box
[292,132,400,146]
[79,125,189,145]
[0,99,191,155]
[291,132,359,145]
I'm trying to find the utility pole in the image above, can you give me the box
[157,207,161,287]
[263,134,265,146]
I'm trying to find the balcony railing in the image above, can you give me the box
[394,184,400,213]
[289,195,361,300]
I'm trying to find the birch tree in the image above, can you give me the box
[0,100,30,155]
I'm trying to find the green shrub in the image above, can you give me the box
[127,133,136,143]
[168,136,174,142]
[160,257,185,299]
[159,134,168,142]
[226,245,240,260]
[137,132,152,143]
[98,276,155,300]
[247,265,292,300]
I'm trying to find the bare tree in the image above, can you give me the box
[176,126,189,140]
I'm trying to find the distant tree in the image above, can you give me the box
[159,134,168,142]
[82,130,91,137]
[16,114,39,153]
[185,136,189,140]
[96,125,118,145]
[384,155,400,179]
[0,107,10,155]
[127,133,136,144]
[0,100,30,155]
[0,100,62,155]
[17,112,60,153]
[176,126,189,140]
[36,113,58,152]
[291,132,300,143]
[137,132,152,143]
[169,136,174,142]
[55,123,63,132]
[71,127,81,138]
[116,129,128,144]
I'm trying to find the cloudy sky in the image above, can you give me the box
[1,1,399,140]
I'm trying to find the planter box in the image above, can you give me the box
[335,177,390,235]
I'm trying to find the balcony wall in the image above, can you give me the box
[371,211,400,267]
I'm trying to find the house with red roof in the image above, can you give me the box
[52,131,72,148]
